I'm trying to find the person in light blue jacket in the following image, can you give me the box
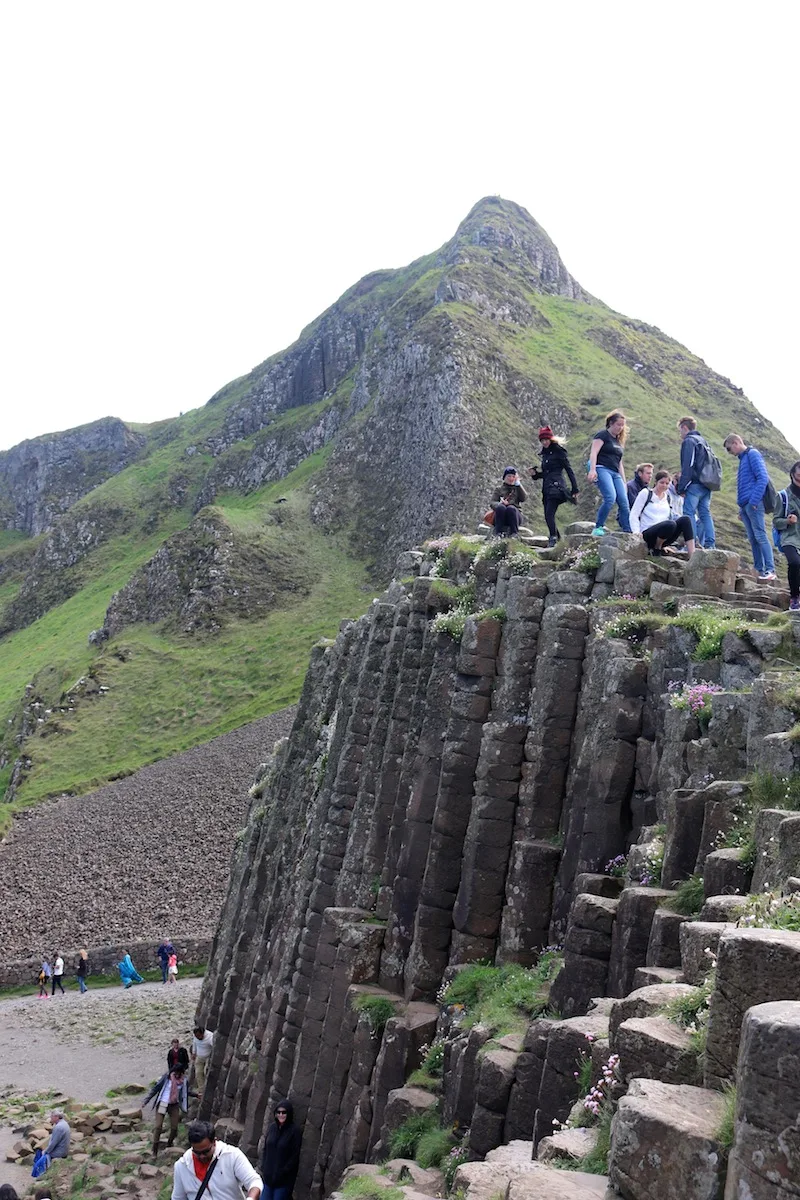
[723,433,776,581]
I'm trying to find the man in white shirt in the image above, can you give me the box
[191,1025,214,1094]
[172,1120,262,1200]
[52,953,65,996]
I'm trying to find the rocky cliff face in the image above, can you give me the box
[197,526,800,1199]
[0,417,145,536]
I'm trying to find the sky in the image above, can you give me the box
[1,2,798,454]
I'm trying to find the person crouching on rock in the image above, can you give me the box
[490,467,527,538]
[629,470,695,557]
[260,1098,302,1200]
[146,1063,189,1156]
[529,426,579,547]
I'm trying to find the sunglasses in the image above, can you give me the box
[276,1110,287,1116]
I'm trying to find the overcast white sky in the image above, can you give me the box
[1,2,798,455]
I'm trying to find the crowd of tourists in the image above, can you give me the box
[487,411,800,609]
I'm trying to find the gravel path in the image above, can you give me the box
[0,977,203,1100]
[0,707,296,964]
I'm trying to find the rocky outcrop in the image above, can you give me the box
[195,531,800,1198]
[0,416,145,536]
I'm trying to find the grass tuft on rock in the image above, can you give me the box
[387,1109,439,1159]
[351,994,397,1033]
[667,874,706,916]
[441,952,562,1036]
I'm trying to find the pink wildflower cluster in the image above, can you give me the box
[583,1052,620,1118]
[668,681,723,715]
[604,854,627,878]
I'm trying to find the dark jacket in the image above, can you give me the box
[531,444,578,498]
[774,483,800,551]
[156,941,175,965]
[76,957,88,978]
[168,1046,190,1072]
[261,1099,302,1191]
[736,446,769,508]
[626,474,647,508]
[678,430,710,493]
[490,481,527,509]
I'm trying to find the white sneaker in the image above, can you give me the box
[758,572,777,582]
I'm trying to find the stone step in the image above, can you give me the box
[609,982,697,1046]
[632,965,683,989]
[536,1127,598,1163]
[608,1079,728,1200]
[614,1015,701,1087]
[508,1168,609,1198]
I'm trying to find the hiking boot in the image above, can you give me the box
[790,597,800,611]
[547,536,557,548]
[591,526,606,537]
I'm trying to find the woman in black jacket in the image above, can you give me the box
[529,426,579,545]
[261,1098,303,1200]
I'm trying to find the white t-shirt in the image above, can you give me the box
[192,1030,214,1059]
[54,957,64,977]
[630,488,674,534]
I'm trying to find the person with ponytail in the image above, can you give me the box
[587,411,632,536]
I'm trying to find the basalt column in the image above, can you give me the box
[499,601,589,964]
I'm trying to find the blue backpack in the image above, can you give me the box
[773,489,789,550]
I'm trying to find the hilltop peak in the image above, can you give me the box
[446,195,589,301]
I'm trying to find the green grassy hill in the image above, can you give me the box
[0,196,796,822]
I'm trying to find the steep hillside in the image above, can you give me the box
[0,196,796,815]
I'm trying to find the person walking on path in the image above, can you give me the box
[45,1110,71,1159]
[724,433,777,581]
[626,462,653,509]
[191,1025,215,1095]
[37,958,51,998]
[172,1120,262,1200]
[629,470,695,557]
[587,411,632,536]
[168,1038,191,1073]
[260,1099,302,1200]
[51,953,65,996]
[146,1064,189,1156]
[167,952,178,984]
[489,467,527,538]
[529,427,579,546]
[773,459,800,609]
[76,950,89,994]
[677,416,717,548]
[157,938,175,985]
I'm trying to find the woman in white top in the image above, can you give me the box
[629,470,695,557]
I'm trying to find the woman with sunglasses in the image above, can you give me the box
[260,1099,303,1200]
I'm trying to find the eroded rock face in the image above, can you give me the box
[0,417,145,536]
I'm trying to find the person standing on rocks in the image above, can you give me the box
[191,1025,214,1094]
[260,1099,302,1200]
[490,467,527,538]
[773,459,800,610]
[587,411,632,536]
[172,1120,262,1200]
[44,1110,71,1159]
[724,432,777,582]
[677,416,717,549]
[528,427,579,547]
[76,949,89,994]
[157,938,176,985]
[51,952,65,996]
[146,1062,189,1156]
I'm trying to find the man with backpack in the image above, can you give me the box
[773,460,800,610]
[723,433,777,582]
[677,417,719,549]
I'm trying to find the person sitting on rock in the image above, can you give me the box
[146,1063,189,1156]
[45,1110,71,1160]
[529,427,579,546]
[629,470,695,557]
[260,1098,302,1200]
[490,467,527,538]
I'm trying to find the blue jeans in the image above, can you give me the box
[78,976,87,994]
[595,466,631,531]
[683,483,716,548]
[263,1188,291,1200]
[740,504,775,574]
[160,961,168,984]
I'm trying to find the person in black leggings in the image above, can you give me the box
[529,427,579,546]
[490,467,527,538]
[773,460,800,611]
[630,470,695,556]
[51,952,65,995]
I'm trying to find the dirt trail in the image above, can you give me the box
[0,977,203,1100]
